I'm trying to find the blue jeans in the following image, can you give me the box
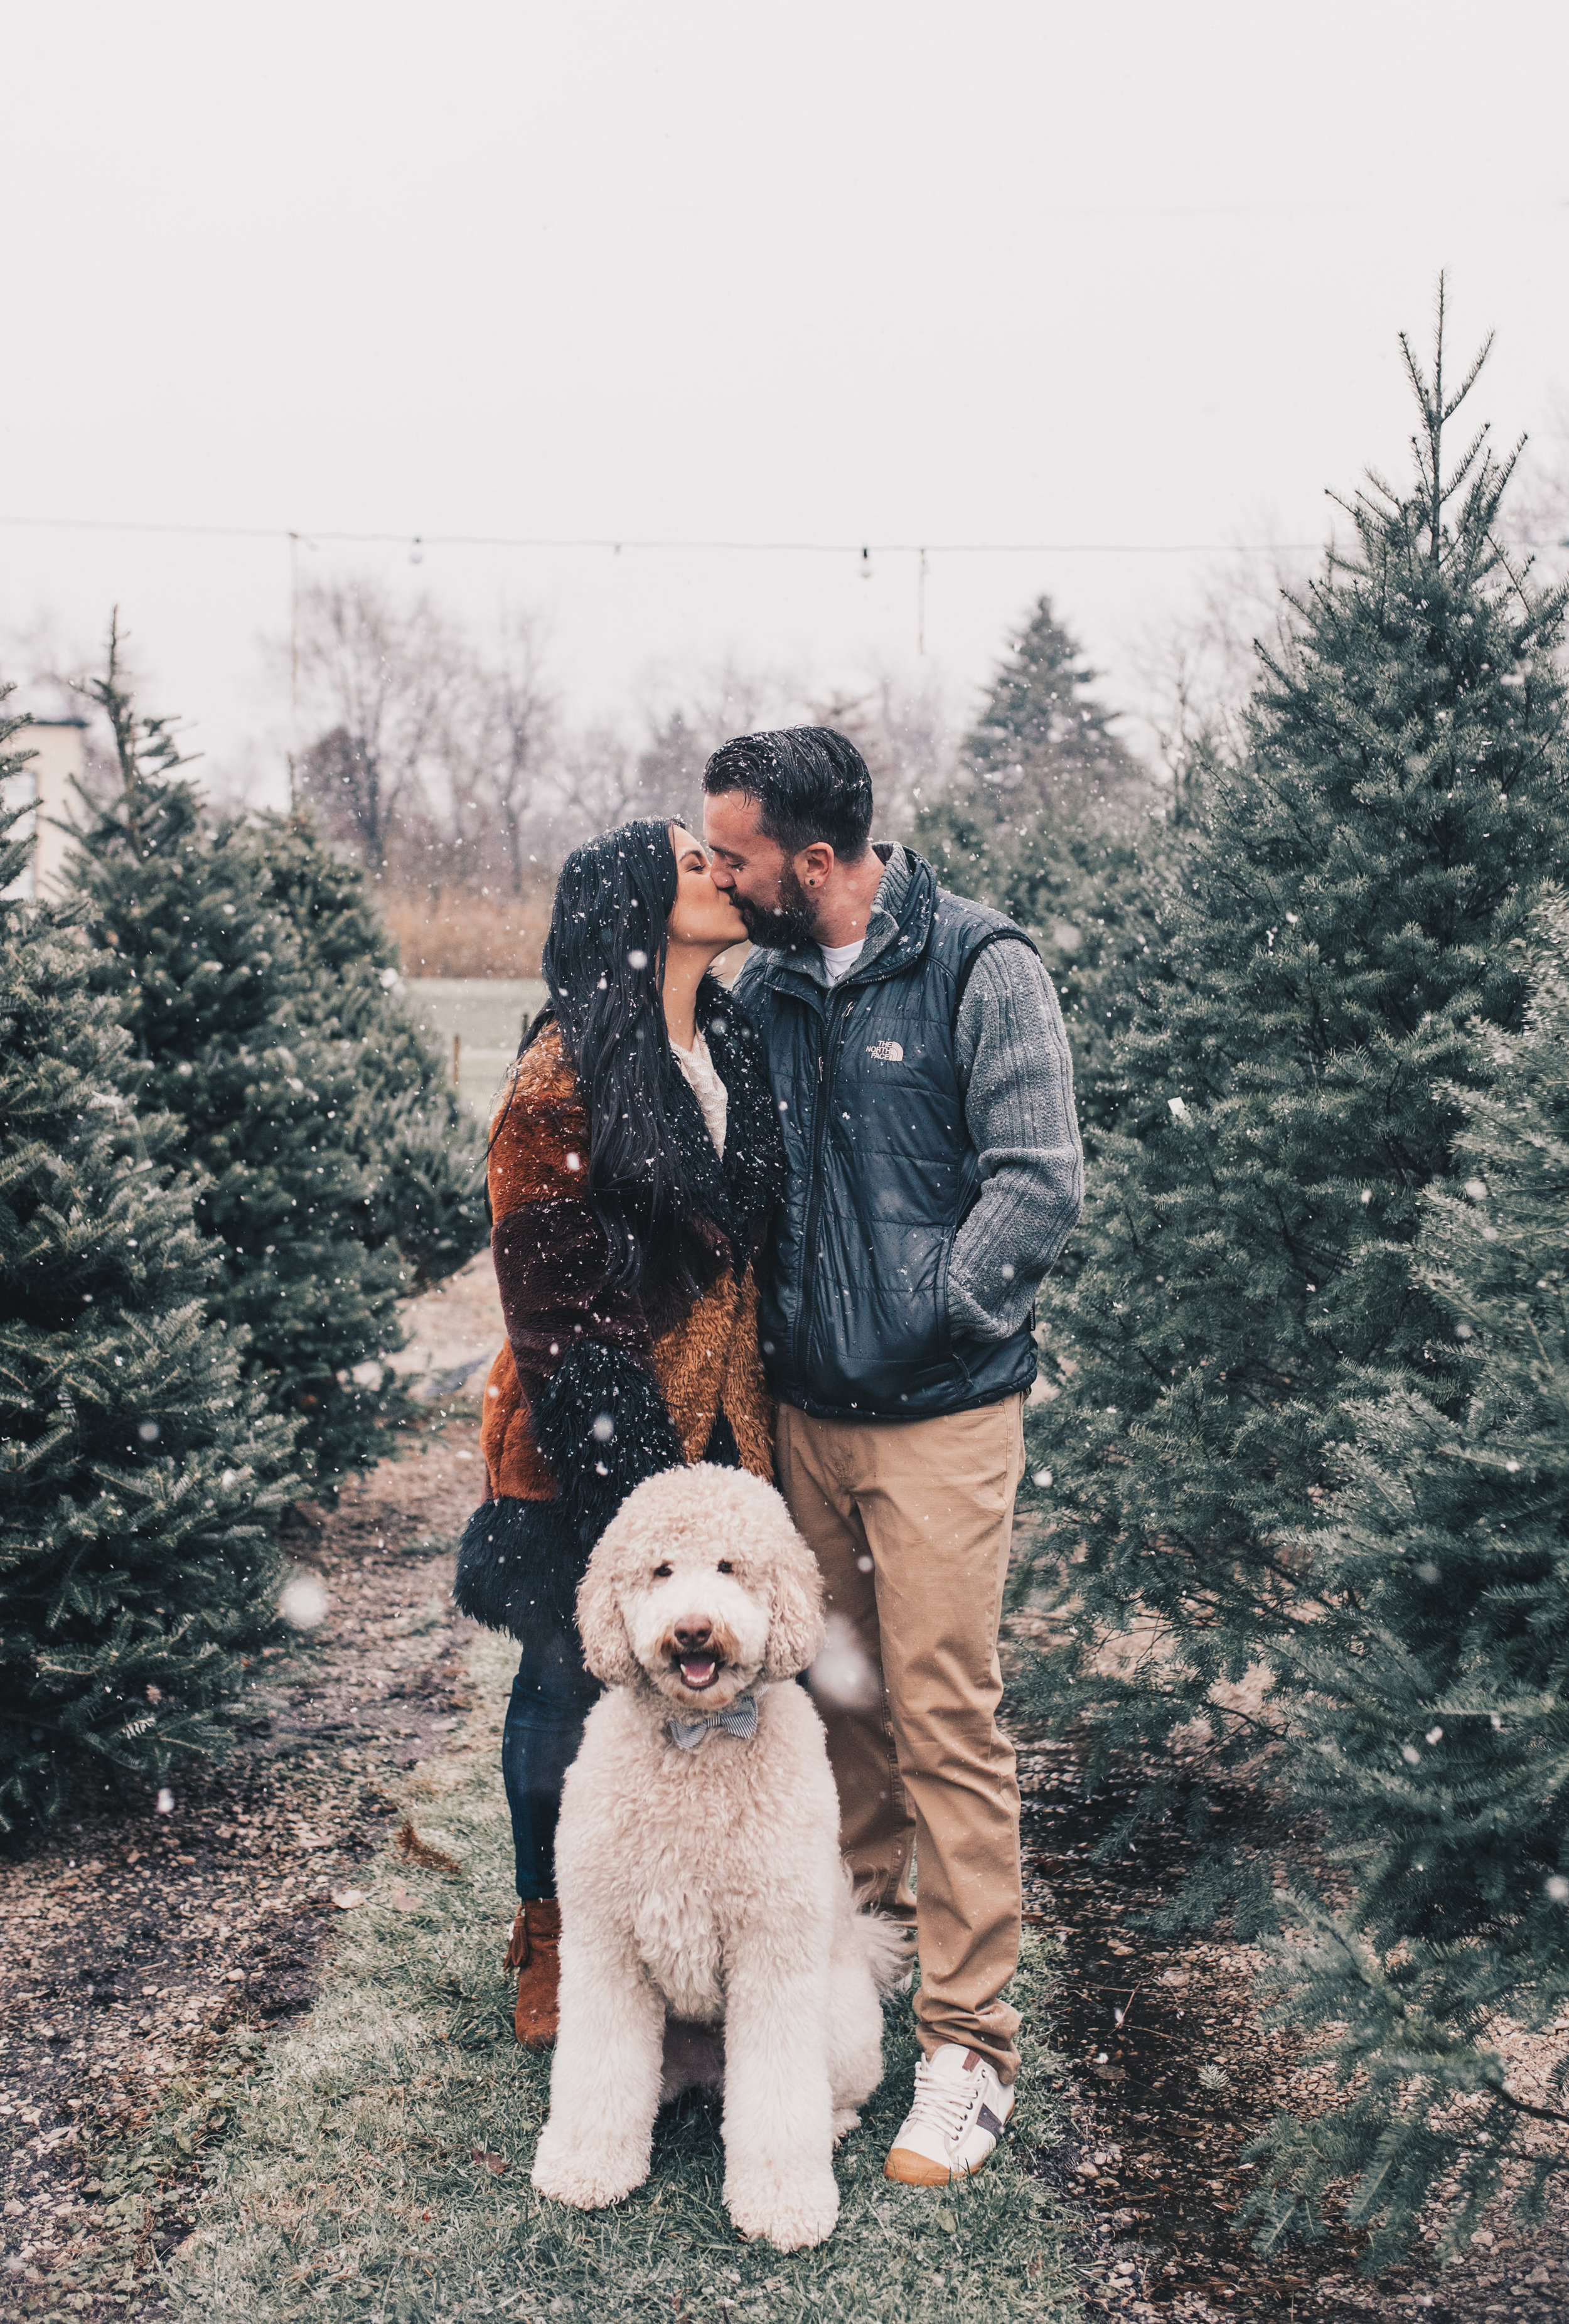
[501,1619,601,1902]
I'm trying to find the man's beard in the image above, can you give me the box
[734,865,821,951]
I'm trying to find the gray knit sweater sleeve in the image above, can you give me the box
[946,941,1084,1342]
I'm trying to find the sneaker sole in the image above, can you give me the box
[883,2143,997,2187]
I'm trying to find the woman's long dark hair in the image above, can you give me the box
[523,818,687,1289]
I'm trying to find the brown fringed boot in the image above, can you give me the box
[504,1900,562,2048]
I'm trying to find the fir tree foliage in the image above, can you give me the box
[948,591,1149,828]
[914,594,1169,1128]
[1238,894,1569,2266]
[70,626,486,1489]
[0,694,296,1832]
[1017,297,1569,1820]
[233,809,488,1289]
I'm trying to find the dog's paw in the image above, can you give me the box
[531,2126,648,2212]
[830,2108,861,2145]
[726,2168,840,2252]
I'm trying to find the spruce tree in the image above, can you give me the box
[1238,894,1569,2264]
[70,629,486,1490]
[948,592,1148,822]
[1017,299,1569,1824]
[239,809,487,1287]
[0,697,296,1833]
[914,595,1169,1128]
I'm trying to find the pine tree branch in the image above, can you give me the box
[1398,2080,1569,2137]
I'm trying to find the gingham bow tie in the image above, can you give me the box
[668,1692,759,1751]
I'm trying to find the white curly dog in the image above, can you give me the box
[530,1462,901,2251]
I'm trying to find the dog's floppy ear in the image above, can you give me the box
[576,1548,639,1688]
[762,1524,827,1681]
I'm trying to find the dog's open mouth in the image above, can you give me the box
[659,1621,740,1699]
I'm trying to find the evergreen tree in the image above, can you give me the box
[949,592,1149,825]
[235,810,488,1289]
[1017,301,1569,1827]
[70,629,486,1490]
[914,595,1170,1128]
[1238,894,1569,2264]
[0,697,296,1833]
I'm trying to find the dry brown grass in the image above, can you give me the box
[378,884,551,978]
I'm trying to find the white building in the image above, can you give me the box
[1,719,88,901]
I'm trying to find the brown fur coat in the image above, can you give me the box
[479,1023,774,1511]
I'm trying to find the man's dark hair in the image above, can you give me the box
[702,727,874,861]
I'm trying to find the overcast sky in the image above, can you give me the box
[5,0,1568,806]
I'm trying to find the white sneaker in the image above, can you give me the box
[884,2043,1015,2185]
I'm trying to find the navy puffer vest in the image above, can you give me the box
[734,849,1039,1422]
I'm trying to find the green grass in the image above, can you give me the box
[172,1634,1083,2323]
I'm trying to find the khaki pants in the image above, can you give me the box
[775,1395,1026,2084]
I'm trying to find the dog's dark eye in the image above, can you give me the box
[717,1560,734,1575]
[652,1563,672,1579]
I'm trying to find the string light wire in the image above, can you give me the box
[8,510,1559,682]
[2,512,1327,556]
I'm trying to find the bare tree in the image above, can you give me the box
[1124,539,1309,823]
[545,722,651,846]
[1506,393,1569,599]
[643,655,805,744]
[274,583,960,890]
[452,610,558,893]
[633,707,710,834]
[613,658,954,843]
[531,659,810,850]
[291,577,467,875]
[633,656,810,830]
[806,673,955,838]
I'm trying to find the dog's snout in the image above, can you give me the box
[672,1617,713,1651]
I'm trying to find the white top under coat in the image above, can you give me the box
[818,937,867,986]
[672,1026,727,1157]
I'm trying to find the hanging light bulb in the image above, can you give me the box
[860,545,872,582]
[409,536,425,565]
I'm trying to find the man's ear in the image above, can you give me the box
[795,840,835,890]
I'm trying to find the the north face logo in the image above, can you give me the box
[867,1039,904,1062]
